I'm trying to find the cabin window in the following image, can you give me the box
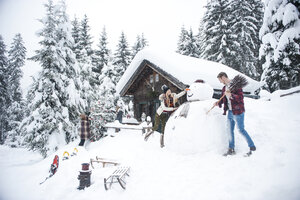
[150,75,154,83]
[155,74,159,82]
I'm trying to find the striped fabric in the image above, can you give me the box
[80,119,91,139]
[219,86,245,115]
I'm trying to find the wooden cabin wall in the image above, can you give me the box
[132,68,187,122]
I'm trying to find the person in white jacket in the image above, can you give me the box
[144,84,186,147]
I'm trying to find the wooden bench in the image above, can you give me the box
[105,123,151,134]
[90,156,119,168]
[104,166,130,190]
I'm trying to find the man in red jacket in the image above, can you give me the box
[214,72,256,156]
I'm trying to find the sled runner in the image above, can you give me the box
[104,166,130,190]
[90,156,119,168]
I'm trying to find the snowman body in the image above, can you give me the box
[165,82,227,155]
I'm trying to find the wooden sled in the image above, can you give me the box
[104,166,130,190]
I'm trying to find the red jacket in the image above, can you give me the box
[218,86,245,115]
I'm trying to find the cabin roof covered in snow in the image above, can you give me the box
[116,48,262,96]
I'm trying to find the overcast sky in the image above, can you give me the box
[0,0,207,91]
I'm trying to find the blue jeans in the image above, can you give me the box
[227,110,255,149]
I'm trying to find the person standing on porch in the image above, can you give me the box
[144,84,186,148]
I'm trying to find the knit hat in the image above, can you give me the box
[161,84,169,94]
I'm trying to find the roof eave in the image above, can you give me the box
[119,59,187,96]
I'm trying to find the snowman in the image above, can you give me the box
[179,80,214,117]
[186,79,214,101]
[164,80,226,155]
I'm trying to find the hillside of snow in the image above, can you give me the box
[0,89,300,200]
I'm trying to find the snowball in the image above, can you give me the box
[186,82,214,101]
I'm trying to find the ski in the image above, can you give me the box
[40,176,51,185]
[40,155,59,185]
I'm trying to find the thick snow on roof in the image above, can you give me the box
[116,48,262,95]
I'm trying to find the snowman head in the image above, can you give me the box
[187,80,214,101]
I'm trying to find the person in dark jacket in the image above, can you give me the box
[78,113,91,146]
[116,105,123,124]
[214,72,256,156]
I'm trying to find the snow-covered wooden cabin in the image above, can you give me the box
[116,48,261,121]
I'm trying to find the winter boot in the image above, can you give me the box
[144,130,154,141]
[223,148,236,156]
[250,146,256,151]
[160,134,165,148]
[245,146,256,157]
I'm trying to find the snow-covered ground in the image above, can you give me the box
[1,90,300,200]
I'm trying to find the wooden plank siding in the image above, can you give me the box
[121,60,187,122]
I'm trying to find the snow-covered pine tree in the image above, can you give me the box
[78,47,97,113]
[7,34,26,104]
[197,19,206,58]
[90,62,117,138]
[71,16,82,60]
[201,0,263,80]
[21,0,81,157]
[201,0,231,65]
[72,16,91,111]
[177,26,200,57]
[75,15,97,113]
[113,31,131,84]
[186,28,200,58]
[0,35,9,144]
[55,0,84,139]
[80,15,99,84]
[132,35,142,59]
[260,0,300,91]
[226,0,264,79]
[132,33,149,59]
[80,15,93,57]
[98,64,117,123]
[140,33,149,49]
[5,33,27,147]
[251,0,265,78]
[177,25,189,55]
[94,26,111,75]
[89,98,106,139]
